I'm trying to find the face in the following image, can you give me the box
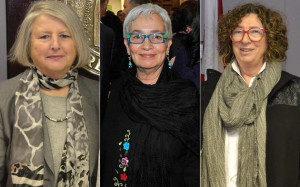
[30,14,77,79]
[124,14,172,72]
[123,0,133,17]
[117,11,125,23]
[232,13,267,67]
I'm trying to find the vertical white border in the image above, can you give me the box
[0,0,7,81]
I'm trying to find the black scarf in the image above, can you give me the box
[120,62,200,186]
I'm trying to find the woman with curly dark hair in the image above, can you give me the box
[201,3,300,187]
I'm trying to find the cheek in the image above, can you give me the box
[232,43,238,51]
[129,45,139,54]
[155,45,167,54]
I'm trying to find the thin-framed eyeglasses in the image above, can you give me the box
[127,33,168,44]
[229,27,266,42]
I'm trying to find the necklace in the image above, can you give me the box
[45,114,68,122]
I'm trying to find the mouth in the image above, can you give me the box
[240,48,254,52]
[47,55,64,60]
[140,54,155,58]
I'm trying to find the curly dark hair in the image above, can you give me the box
[218,3,288,65]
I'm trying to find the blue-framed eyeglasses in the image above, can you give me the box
[127,33,168,44]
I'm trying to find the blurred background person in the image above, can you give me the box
[101,6,128,81]
[101,3,199,187]
[117,10,125,24]
[105,10,115,16]
[173,0,199,91]
[122,0,150,17]
[0,1,99,186]
[201,3,299,187]
[100,0,115,121]
[169,0,197,60]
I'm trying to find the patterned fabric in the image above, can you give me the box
[10,68,89,186]
[37,69,76,89]
[113,130,131,187]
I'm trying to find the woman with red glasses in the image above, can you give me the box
[201,3,299,187]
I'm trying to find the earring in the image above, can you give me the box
[128,55,132,68]
[167,54,172,69]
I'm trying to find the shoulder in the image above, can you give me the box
[77,75,99,97]
[0,72,24,100]
[268,71,300,106]
[201,69,221,95]
[100,23,115,38]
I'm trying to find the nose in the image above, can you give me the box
[51,36,61,50]
[241,32,251,43]
[141,36,153,50]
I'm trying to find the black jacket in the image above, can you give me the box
[201,69,300,187]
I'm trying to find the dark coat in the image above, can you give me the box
[201,69,300,187]
[100,23,114,122]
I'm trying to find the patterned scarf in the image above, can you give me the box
[10,68,89,186]
[201,61,281,187]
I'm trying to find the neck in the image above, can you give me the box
[238,61,264,85]
[40,86,69,98]
[136,65,163,85]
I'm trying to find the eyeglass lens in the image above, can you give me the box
[129,33,165,44]
[231,28,264,42]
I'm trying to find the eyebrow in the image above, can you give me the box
[131,30,163,33]
[236,26,263,29]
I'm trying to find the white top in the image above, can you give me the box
[225,61,266,187]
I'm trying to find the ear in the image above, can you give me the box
[166,39,172,55]
[124,39,131,55]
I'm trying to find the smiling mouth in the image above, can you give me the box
[140,54,155,58]
[240,48,254,52]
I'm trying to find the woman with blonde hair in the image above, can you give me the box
[0,1,99,186]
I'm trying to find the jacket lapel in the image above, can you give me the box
[43,117,55,174]
[78,77,99,176]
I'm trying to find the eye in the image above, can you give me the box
[232,29,243,34]
[60,34,71,38]
[153,34,163,39]
[40,35,49,39]
[250,29,261,34]
[132,34,143,39]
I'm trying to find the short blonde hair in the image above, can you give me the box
[9,1,90,68]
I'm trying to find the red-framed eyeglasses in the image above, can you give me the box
[229,27,266,42]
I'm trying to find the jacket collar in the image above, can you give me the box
[268,71,294,99]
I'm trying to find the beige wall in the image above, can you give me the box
[108,0,123,14]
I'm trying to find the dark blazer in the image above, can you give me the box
[201,69,300,187]
[100,23,114,122]
[0,72,99,187]
[101,16,128,81]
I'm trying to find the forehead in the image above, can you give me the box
[238,13,263,27]
[130,14,165,32]
[32,14,67,28]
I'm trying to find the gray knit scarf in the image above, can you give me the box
[201,61,281,187]
[10,68,89,186]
